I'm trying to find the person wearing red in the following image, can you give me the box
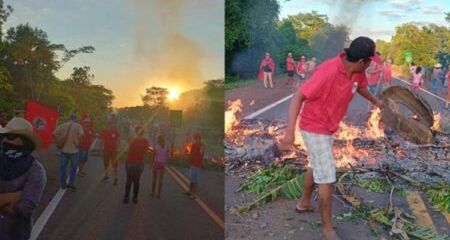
[296,55,309,86]
[286,52,296,85]
[78,113,95,177]
[100,120,120,185]
[257,52,275,88]
[123,126,149,204]
[366,52,383,96]
[383,58,392,87]
[183,133,204,199]
[280,37,382,240]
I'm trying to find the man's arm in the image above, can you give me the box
[279,92,305,150]
[357,86,382,108]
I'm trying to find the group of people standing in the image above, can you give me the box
[0,112,205,240]
[257,52,316,88]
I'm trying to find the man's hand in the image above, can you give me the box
[0,192,21,208]
[278,132,295,151]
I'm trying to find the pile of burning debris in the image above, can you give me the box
[225,86,450,187]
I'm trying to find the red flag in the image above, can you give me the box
[25,100,59,149]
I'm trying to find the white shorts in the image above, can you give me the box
[301,130,336,184]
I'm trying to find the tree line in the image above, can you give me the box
[0,1,113,129]
[225,0,450,83]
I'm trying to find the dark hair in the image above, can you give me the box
[411,62,416,66]
[17,135,35,152]
[158,135,165,148]
[416,66,422,74]
[345,36,375,63]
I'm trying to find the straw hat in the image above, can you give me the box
[434,63,442,68]
[0,117,41,149]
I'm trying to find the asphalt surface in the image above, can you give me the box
[256,77,449,126]
[33,142,224,240]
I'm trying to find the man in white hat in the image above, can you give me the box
[0,117,47,240]
[432,63,442,95]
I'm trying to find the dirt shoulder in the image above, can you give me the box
[225,76,296,117]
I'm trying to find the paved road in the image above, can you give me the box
[256,77,449,126]
[32,142,224,240]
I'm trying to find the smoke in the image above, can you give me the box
[127,0,205,91]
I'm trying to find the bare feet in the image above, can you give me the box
[323,229,340,240]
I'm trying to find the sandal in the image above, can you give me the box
[295,205,315,213]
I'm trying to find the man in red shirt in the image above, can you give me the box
[296,54,309,86]
[183,133,204,199]
[78,114,95,177]
[280,37,382,240]
[100,120,121,185]
[286,52,296,85]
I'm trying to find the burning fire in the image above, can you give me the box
[337,122,360,140]
[366,108,385,139]
[225,99,243,133]
[431,112,441,131]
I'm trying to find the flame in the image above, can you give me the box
[250,100,255,106]
[431,112,441,131]
[335,141,358,168]
[336,122,360,140]
[366,108,385,139]
[225,99,243,133]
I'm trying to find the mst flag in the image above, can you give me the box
[24,100,59,149]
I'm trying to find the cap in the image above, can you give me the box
[345,36,377,62]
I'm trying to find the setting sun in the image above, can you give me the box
[168,88,181,101]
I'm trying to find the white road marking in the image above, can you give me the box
[244,94,294,119]
[30,138,98,240]
[393,75,448,103]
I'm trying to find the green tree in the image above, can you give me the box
[142,87,169,108]
[67,66,94,85]
[375,39,392,61]
[288,11,329,41]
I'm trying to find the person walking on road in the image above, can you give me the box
[279,37,382,240]
[296,55,309,85]
[0,117,47,240]
[53,113,84,191]
[365,52,383,96]
[412,66,423,94]
[151,135,168,199]
[432,64,442,95]
[100,120,120,185]
[286,52,296,85]
[183,133,204,199]
[78,113,95,177]
[123,126,149,204]
[383,59,392,87]
[258,52,275,89]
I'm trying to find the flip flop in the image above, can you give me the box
[295,206,315,213]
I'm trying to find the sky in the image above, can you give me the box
[280,0,449,41]
[4,0,224,107]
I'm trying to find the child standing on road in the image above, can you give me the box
[151,135,168,199]
[412,66,423,93]
[183,133,204,199]
[123,126,149,204]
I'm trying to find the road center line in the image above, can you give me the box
[393,75,448,103]
[166,166,225,229]
[244,94,294,119]
[30,139,98,240]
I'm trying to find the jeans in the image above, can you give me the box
[431,78,439,94]
[124,163,144,199]
[188,166,199,183]
[60,152,79,186]
[79,150,89,163]
[368,85,379,96]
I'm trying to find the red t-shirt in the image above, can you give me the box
[100,128,120,152]
[297,61,308,74]
[190,142,204,168]
[79,123,94,150]
[299,52,368,135]
[286,57,295,71]
[126,138,149,164]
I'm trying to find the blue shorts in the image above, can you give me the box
[188,166,199,183]
[79,150,89,163]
